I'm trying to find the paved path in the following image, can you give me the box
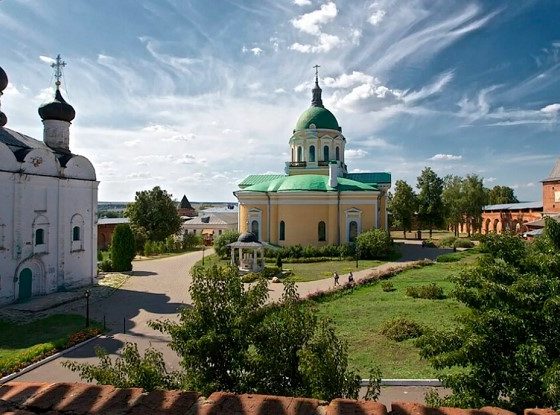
[13,243,451,404]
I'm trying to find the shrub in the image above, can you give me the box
[437,236,457,248]
[356,229,393,259]
[453,238,474,248]
[97,250,103,262]
[405,283,445,299]
[99,259,113,272]
[480,233,526,266]
[111,224,136,272]
[275,254,283,269]
[214,230,240,258]
[436,252,461,263]
[241,273,260,283]
[183,232,202,249]
[422,239,437,248]
[261,266,281,279]
[380,317,424,342]
[143,240,154,257]
[381,281,395,292]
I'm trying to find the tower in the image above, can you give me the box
[38,54,76,152]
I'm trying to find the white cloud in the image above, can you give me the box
[126,172,151,180]
[290,33,341,53]
[350,29,362,45]
[293,0,312,6]
[484,177,497,183]
[368,9,386,26]
[242,46,263,56]
[323,71,374,88]
[124,139,141,147]
[39,55,55,64]
[291,2,337,35]
[164,133,195,142]
[429,154,462,161]
[174,154,197,164]
[404,70,454,102]
[345,149,368,159]
[541,103,560,114]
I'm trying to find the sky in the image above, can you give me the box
[1,0,560,202]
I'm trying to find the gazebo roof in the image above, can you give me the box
[227,241,264,248]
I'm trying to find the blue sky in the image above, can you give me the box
[1,0,559,202]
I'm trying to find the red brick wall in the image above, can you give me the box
[97,224,117,250]
[480,210,542,234]
[543,180,560,213]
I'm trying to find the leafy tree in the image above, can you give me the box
[462,175,486,236]
[417,232,560,411]
[213,229,240,258]
[182,232,202,249]
[111,224,136,271]
[355,229,393,259]
[442,175,465,236]
[487,185,518,205]
[62,343,183,391]
[390,180,417,238]
[544,216,560,251]
[126,186,181,243]
[416,167,444,238]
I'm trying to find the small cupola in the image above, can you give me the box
[0,66,8,127]
[38,55,75,151]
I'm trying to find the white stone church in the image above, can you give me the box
[0,59,98,305]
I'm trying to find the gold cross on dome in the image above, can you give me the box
[51,54,66,88]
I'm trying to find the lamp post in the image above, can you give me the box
[355,246,359,268]
[84,290,90,328]
[202,245,206,266]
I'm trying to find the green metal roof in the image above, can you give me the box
[295,106,340,131]
[238,174,286,189]
[345,172,391,185]
[239,174,378,193]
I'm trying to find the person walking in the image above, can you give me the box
[333,271,340,286]
[348,271,354,284]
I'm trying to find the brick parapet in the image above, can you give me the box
[0,382,557,415]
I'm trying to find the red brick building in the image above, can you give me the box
[97,218,129,250]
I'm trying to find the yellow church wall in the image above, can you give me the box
[276,204,331,246]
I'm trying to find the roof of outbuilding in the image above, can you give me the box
[239,174,377,193]
[483,201,543,211]
[345,172,392,185]
[238,174,286,188]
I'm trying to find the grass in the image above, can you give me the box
[194,254,387,282]
[391,229,469,240]
[312,254,480,378]
[0,314,102,377]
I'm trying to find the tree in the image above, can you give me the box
[462,175,486,236]
[213,229,240,258]
[417,232,560,411]
[355,229,393,259]
[182,232,202,250]
[487,185,518,205]
[442,175,465,236]
[416,167,444,238]
[111,224,136,271]
[390,180,417,238]
[125,186,181,243]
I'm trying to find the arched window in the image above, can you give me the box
[297,146,303,162]
[72,226,81,241]
[251,220,259,240]
[309,145,315,162]
[335,146,340,161]
[349,221,358,243]
[318,221,326,242]
[279,221,285,241]
[35,229,44,245]
[323,145,329,161]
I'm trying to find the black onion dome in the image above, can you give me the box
[0,112,6,127]
[238,232,258,243]
[0,66,7,92]
[38,89,75,122]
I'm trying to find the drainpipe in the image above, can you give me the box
[266,192,271,243]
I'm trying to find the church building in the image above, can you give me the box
[0,57,98,305]
[235,70,391,246]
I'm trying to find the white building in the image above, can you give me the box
[183,204,238,243]
[0,60,98,305]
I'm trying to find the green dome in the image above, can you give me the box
[241,175,376,193]
[295,106,340,131]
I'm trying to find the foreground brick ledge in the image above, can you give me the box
[0,381,557,415]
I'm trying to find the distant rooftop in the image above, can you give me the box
[201,204,238,213]
[98,217,130,225]
[483,201,543,211]
[543,158,560,182]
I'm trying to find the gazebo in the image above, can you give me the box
[227,232,265,272]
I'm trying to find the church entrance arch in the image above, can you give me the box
[18,268,32,301]
[251,220,259,240]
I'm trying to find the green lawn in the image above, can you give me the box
[312,255,478,378]
[390,229,468,240]
[0,314,101,377]
[195,254,386,282]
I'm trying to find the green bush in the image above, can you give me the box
[241,273,260,283]
[111,224,136,272]
[436,252,462,263]
[143,240,154,257]
[381,281,395,292]
[480,233,526,266]
[356,229,393,259]
[275,254,282,269]
[422,239,437,248]
[405,283,445,299]
[264,243,356,260]
[453,238,474,248]
[214,230,240,258]
[380,317,424,342]
[97,250,103,262]
[98,259,113,272]
[183,232,202,249]
[437,236,457,247]
[261,266,281,279]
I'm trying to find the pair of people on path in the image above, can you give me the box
[333,271,354,285]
